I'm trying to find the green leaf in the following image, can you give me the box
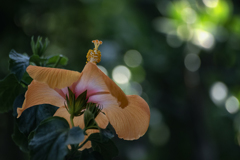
[9,50,29,81]
[0,74,22,113]
[12,121,29,153]
[46,55,68,67]
[29,117,84,160]
[29,54,47,66]
[13,93,58,136]
[88,133,119,160]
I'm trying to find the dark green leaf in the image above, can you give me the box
[29,117,84,160]
[12,93,25,117]
[100,123,115,141]
[9,50,29,80]
[13,93,59,136]
[0,74,22,113]
[21,72,32,85]
[80,149,104,160]
[46,55,68,67]
[88,133,118,160]
[12,121,29,153]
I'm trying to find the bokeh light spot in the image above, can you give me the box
[148,123,170,146]
[210,82,228,105]
[225,96,239,114]
[112,65,131,84]
[130,66,146,83]
[181,7,197,24]
[124,50,142,67]
[193,29,215,49]
[177,25,193,41]
[184,54,201,72]
[153,17,176,34]
[203,0,219,8]
[127,146,147,160]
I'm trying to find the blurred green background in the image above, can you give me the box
[1,0,240,159]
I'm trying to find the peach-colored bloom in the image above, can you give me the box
[17,40,150,146]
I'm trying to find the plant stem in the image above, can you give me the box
[53,55,62,68]
[70,115,74,127]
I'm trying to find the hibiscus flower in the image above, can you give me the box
[17,40,150,148]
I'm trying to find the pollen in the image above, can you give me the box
[86,40,103,64]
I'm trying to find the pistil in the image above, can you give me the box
[86,40,102,64]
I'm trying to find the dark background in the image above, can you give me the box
[1,0,240,159]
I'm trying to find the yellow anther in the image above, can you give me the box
[86,40,102,64]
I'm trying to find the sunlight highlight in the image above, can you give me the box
[112,65,131,84]
[225,96,239,114]
[210,82,228,105]
[203,0,219,8]
[193,29,215,49]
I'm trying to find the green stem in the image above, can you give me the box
[53,55,62,68]
[70,115,74,127]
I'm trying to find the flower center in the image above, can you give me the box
[86,40,103,64]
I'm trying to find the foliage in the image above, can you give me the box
[88,133,118,160]
[29,117,84,160]
[0,74,22,113]
[9,50,29,81]
[0,37,68,113]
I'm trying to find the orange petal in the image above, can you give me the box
[75,62,128,108]
[93,94,150,140]
[27,65,81,89]
[17,80,65,118]
[95,112,109,129]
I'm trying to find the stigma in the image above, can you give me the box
[86,40,103,64]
